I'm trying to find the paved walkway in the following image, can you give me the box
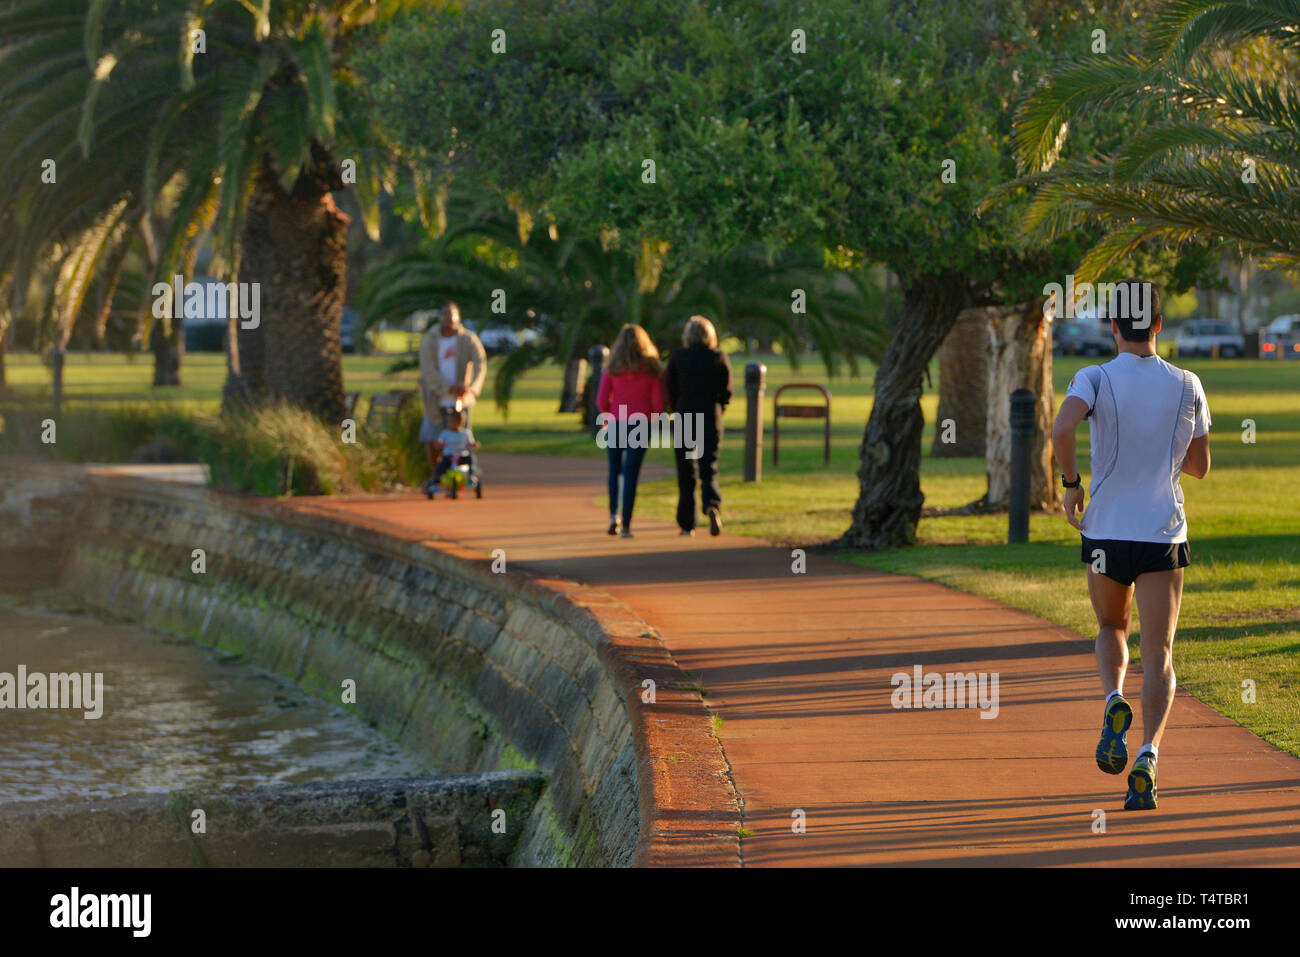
[295,454,1300,866]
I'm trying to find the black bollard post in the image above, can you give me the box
[1008,388,1036,544]
[744,362,766,483]
[51,346,65,419]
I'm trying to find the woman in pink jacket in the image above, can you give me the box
[597,324,664,538]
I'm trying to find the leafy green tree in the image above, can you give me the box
[721,0,1227,548]
[360,0,1222,547]
[355,0,845,278]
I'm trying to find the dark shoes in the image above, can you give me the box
[1124,753,1158,810]
[607,518,619,536]
[708,507,722,536]
[1096,694,1133,775]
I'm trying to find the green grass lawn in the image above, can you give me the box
[4,347,1298,756]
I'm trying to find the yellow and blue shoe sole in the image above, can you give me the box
[1096,697,1133,775]
[1124,761,1158,810]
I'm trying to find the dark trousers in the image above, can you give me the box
[432,454,457,484]
[607,444,648,527]
[674,419,721,531]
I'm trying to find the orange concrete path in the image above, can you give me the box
[294,454,1300,866]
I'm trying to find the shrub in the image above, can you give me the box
[0,398,428,496]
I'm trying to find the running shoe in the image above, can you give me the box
[1096,694,1133,775]
[1124,752,1158,810]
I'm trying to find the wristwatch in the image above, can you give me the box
[1061,472,1081,489]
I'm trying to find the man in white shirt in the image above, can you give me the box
[417,302,486,492]
[1051,278,1211,811]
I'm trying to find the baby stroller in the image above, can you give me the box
[428,452,482,500]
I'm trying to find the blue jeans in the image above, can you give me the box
[607,444,648,528]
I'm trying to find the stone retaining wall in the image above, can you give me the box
[0,772,545,868]
[0,460,740,867]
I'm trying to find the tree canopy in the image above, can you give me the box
[359,0,1226,548]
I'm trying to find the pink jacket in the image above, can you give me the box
[597,370,664,419]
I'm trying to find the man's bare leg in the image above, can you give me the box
[1088,569,1133,695]
[1088,568,1138,775]
[1133,568,1183,750]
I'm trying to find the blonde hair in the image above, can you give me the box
[682,314,717,349]
[608,324,662,376]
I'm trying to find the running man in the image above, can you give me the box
[1051,278,1211,810]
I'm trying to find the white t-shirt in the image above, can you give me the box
[436,428,475,457]
[1065,352,1210,544]
[437,335,459,408]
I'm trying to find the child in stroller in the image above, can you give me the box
[422,408,481,499]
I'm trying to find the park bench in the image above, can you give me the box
[772,383,832,467]
[366,390,416,432]
[343,391,360,421]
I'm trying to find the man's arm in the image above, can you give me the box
[1052,395,1090,529]
[1181,434,1210,479]
[462,333,488,402]
[418,332,444,414]
[1182,377,1211,479]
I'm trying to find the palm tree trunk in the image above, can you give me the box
[981,299,1060,511]
[225,146,348,422]
[930,307,988,458]
[558,355,586,412]
[835,272,968,550]
[150,317,183,386]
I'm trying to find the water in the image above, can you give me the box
[0,604,430,804]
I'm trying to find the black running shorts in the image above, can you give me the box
[1080,536,1191,587]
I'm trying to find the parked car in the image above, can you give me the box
[1175,319,1246,358]
[1054,320,1113,356]
[176,273,231,352]
[183,318,226,353]
[341,306,359,354]
[463,319,520,355]
[1260,314,1300,359]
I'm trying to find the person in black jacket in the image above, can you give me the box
[663,315,732,536]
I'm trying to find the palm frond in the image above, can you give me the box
[1151,0,1300,70]
[999,0,1300,279]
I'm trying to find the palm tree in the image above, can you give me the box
[0,0,416,415]
[1002,0,1300,281]
[360,199,889,411]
